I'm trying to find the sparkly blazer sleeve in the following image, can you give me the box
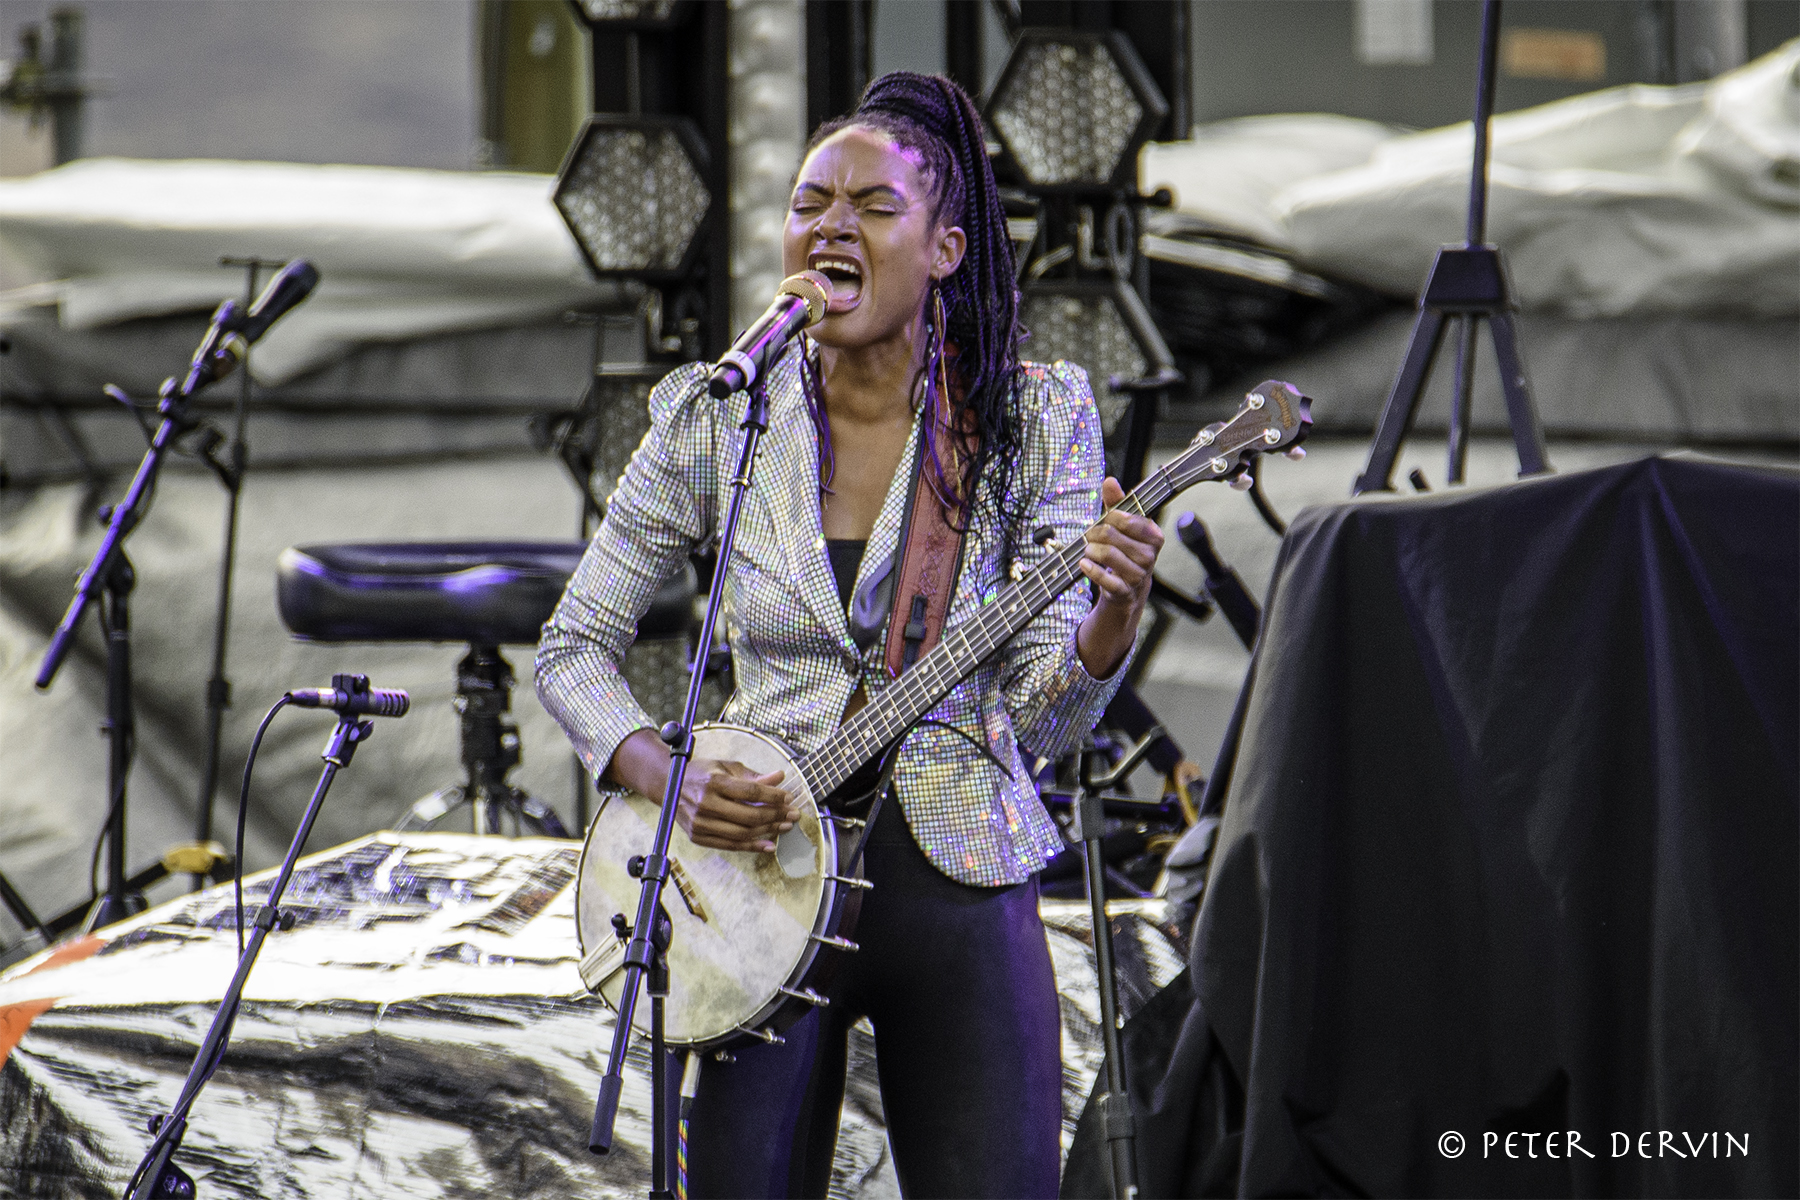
[996,361,1132,761]
[535,364,716,785]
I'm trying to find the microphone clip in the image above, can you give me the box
[287,673,411,718]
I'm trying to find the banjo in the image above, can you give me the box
[575,380,1311,1049]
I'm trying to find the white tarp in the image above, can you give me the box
[1140,40,1800,318]
[1138,113,1402,248]
[0,159,624,384]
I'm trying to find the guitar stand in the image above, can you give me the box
[1073,727,1163,1200]
[1353,0,1550,495]
[587,379,780,1198]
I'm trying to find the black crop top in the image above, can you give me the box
[826,538,866,608]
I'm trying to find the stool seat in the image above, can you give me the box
[276,541,693,645]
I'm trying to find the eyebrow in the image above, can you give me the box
[793,182,909,203]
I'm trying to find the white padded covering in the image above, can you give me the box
[0,159,623,384]
[1140,40,1800,319]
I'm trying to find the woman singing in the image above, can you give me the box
[537,73,1165,1197]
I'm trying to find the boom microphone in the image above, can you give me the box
[286,682,410,718]
[178,259,321,395]
[707,270,830,398]
[235,259,321,345]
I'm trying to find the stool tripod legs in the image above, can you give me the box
[394,643,570,839]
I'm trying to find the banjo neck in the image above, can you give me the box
[800,380,1311,802]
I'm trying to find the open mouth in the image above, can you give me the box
[810,254,864,310]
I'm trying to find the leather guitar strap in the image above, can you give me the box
[883,393,972,679]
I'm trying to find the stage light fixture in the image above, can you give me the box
[1020,280,1154,434]
[986,30,1167,189]
[568,0,686,28]
[553,115,712,278]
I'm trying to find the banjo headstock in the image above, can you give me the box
[1161,380,1313,492]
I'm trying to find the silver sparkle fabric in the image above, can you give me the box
[0,833,1186,1197]
[535,344,1126,886]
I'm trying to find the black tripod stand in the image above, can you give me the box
[1353,0,1550,495]
[396,643,568,837]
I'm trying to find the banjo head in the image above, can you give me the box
[575,724,835,1047]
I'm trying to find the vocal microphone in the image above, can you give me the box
[707,270,831,398]
[178,259,322,396]
[287,681,410,717]
[1175,511,1260,651]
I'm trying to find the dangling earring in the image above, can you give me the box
[928,280,964,510]
[930,281,950,410]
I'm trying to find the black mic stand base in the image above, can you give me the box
[1352,0,1550,497]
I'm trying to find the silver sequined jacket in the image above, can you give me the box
[535,346,1127,886]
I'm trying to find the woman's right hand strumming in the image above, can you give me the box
[606,727,798,852]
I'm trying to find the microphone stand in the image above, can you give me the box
[1352,0,1549,494]
[35,301,246,930]
[1074,728,1162,1200]
[125,696,379,1200]
[189,256,284,890]
[587,378,774,1194]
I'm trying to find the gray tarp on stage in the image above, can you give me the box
[1,309,607,485]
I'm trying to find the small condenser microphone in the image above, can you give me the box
[287,675,410,718]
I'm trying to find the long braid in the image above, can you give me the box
[807,72,1027,549]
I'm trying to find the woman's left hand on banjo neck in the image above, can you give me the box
[605,123,1163,853]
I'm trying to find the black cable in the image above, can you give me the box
[235,696,289,955]
[86,770,127,908]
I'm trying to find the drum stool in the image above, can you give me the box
[276,541,692,837]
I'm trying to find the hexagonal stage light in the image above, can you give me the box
[553,115,712,279]
[1020,279,1155,435]
[985,30,1168,190]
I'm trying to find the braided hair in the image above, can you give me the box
[806,72,1025,541]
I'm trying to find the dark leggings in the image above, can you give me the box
[685,796,1064,1198]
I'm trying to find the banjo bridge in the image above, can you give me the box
[668,857,710,923]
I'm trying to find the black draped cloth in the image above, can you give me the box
[1065,455,1798,1198]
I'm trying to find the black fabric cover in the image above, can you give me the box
[1065,455,1798,1198]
